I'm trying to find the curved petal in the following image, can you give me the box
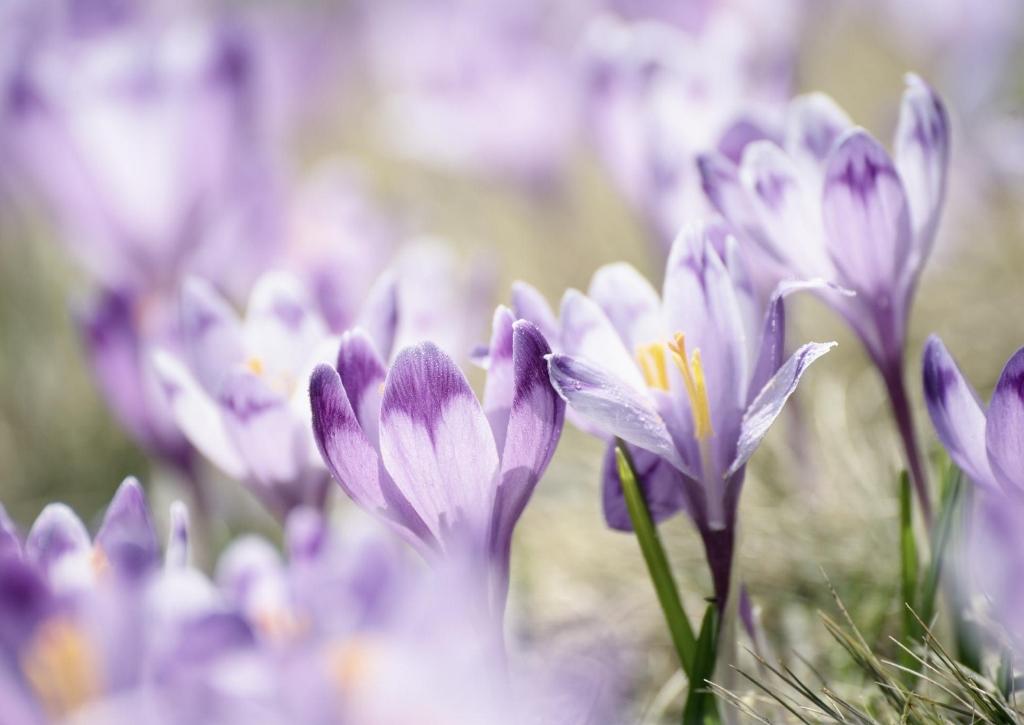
[601,443,688,532]
[895,73,950,263]
[921,336,995,489]
[95,477,159,577]
[511,281,559,347]
[379,343,499,551]
[697,151,763,248]
[165,501,190,570]
[547,353,688,475]
[336,328,388,446]
[985,347,1024,493]
[244,271,327,380]
[481,307,517,453]
[587,262,664,351]
[357,270,399,362]
[218,371,301,487]
[24,504,92,591]
[822,129,913,298]
[0,504,20,559]
[727,341,836,477]
[181,277,244,395]
[783,92,852,177]
[559,289,646,392]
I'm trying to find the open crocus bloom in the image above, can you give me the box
[542,223,834,607]
[153,272,335,520]
[310,312,564,616]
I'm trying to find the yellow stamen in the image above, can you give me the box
[636,342,670,391]
[327,636,375,693]
[667,333,714,441]
[90,545,109,579]
[245,356,265,376]
[22,619,99,717]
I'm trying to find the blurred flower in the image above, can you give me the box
[310,314,564,617]
[700,74,950,519]
[153,272,335,521]
[540,222,834,606]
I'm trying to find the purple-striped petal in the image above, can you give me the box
[894,74,949,261]
[181,277,244,395]
[219,371,301,486]
[602,443,688,532]
[698,152,762,247]
[559,289,646,392]
[547,353,688,474]
[336,328,388,446]
[243,272,327,379]
[727,341,836,477]
[94,477,159,577]
[490,321,565,576]
[511,281,559,346]
[587,262,663,352]
[379,343,499,552]
[783,92,852,176]
[24,504,92,590]
[922,336,995,489]
[985,347,1024,492]
[822,130,913,298]
[482,307,516,452]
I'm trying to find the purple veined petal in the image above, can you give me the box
[243,271,328,380]
[716,115,778,165]
[985,347,1024,493]
[0,504,20,558]
[739,140,829,278]
[218,370,302,488]
[822,129,914,299]
[482,307,516,453]
[783,92,853,179]
[310,365,432,548]
[24,504,92,591]
[922,336,995,490]
[0,554,52,660]
[547,353,690,476]
[358,270,399,362]
[587,262,664,352]
[94,477,159,577]
[894,73,950,265]
[165,501,190,570]
[336,328,388,447]
[511,281,559,346]
[559,289,647,393]
[181,276,245,395]
[697,152,764,251]
[379,343,500,552]
[152,350,248,480]
[726,341,836,478]
[490,321,565,588]
[601,442,688,532]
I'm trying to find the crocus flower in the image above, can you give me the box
[541,223,834,607]
[310,311,564,617]
[153,272,335,521]
[699,74,950,521]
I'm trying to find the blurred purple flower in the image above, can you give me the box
[536,223,834,607]
[700,74,950,519]
[153,272,335,521]
[310,313,564,617]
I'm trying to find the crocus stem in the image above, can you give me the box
[616,441,697,676]
[882,362,933,528]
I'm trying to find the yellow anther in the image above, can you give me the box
[245,356,265,376]
[667,333,714,440]
[21,618,99,717]
[636,342,670,391]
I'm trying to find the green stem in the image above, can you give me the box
[616,441,697,676]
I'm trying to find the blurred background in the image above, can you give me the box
[1,0,1022,719]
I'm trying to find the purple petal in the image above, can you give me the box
[822,130,913,298]
[482,307,517,453]
[698,152,762,247]
[243,272,327,379]
[511,281,559,346]
[336,328,388,445]
[490,321,565,576]
[0,555,52,658]
[165,501,190,570]
[219,371,301,486]
[358,271,399,361]
[727,341,836,477]
[559,289,646,392]
[94,477,159,577]
[602,443,688,532]
[985,347,1024,492]
[380,343,499,551]
[894,74,949,261]
[181,277,244,395]
[783,92,852,175]
[922,336,995,489]
[0,504,21,558]
[24,504,91,586]
[587,262,664,352]
[547,353,688,474]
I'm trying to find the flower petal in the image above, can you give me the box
[921,336,994,489]
[822,129,913,298]
[0,504,20,558]
[698,152,763,247]
[244,271,327,380]
[587,262,664,351]
[357,270,399,361]
[24,504,92,591]
[336,328,388,446]
[511,281,559,345]
[181,277,244,394]
[94,477,159,577]
[165,501,190,570]
[784,92,852,177]
[985,347,1024,493]
[559,289,646,392]
[894,74,949,262]
[602,443,688,532]
[379,343,500,551]
[727,341,836,477]
[547,353,688,474]
[481,307,517,452]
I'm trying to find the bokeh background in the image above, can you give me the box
[1,0,1022,719]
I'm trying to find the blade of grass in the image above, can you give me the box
[683,603,720,725]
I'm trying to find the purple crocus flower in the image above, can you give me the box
[153,272,335,521]
[699,74,950,521]
[310,311,564,617]
[541,223,834,607]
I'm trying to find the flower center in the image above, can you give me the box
[667,333,714,442]
[21,619,100,717]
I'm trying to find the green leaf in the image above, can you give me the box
[682,603,720,725]
[918,464,963,628]
[899,471,921,653]
[615,441,696,676]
